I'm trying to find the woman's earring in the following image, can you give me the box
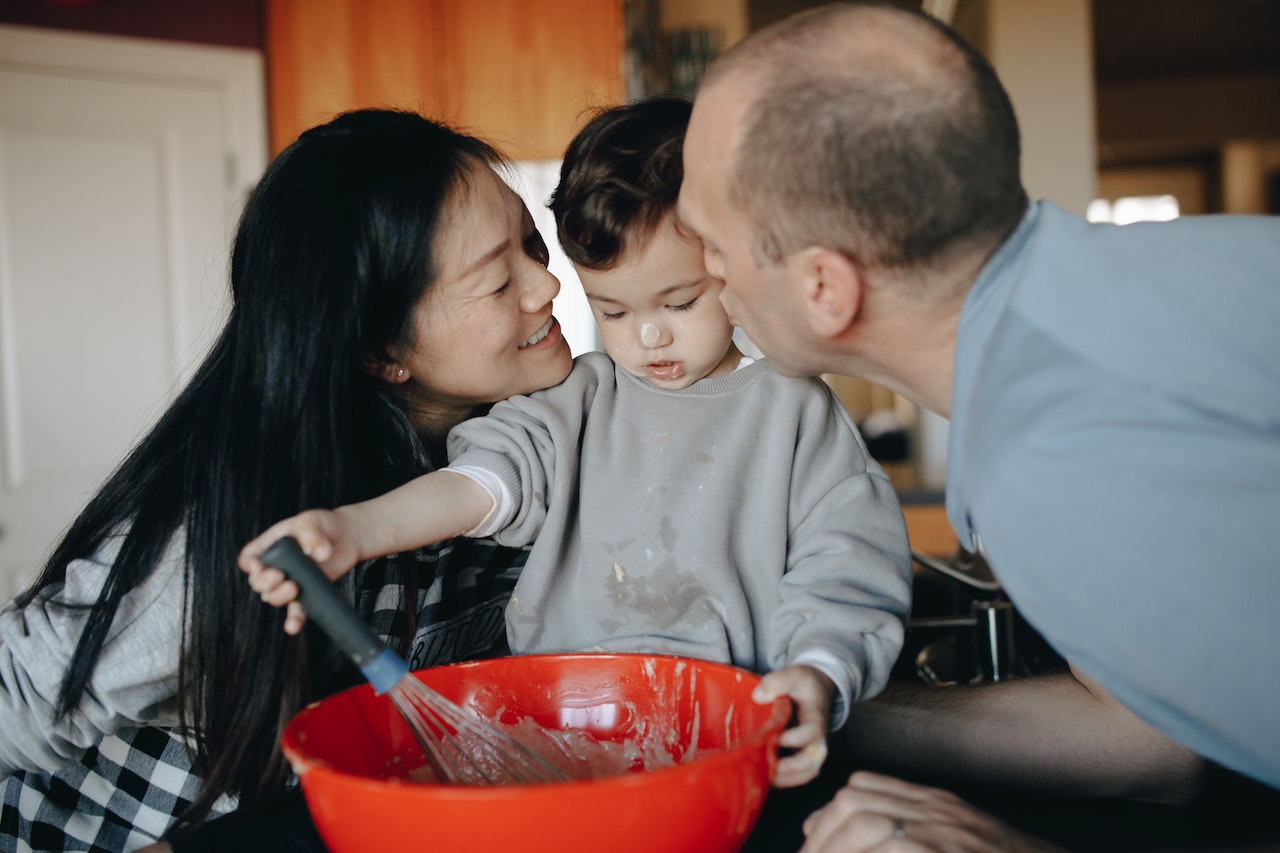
[396,368,406,379]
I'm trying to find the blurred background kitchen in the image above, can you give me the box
[1,0,1278,598]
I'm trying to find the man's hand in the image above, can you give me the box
[800,771,1063,852]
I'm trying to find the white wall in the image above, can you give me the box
[506,160,601,357]
[983,0,1096,215]
[913,0,1096,491]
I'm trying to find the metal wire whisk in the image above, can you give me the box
[385,674,566,785]
[261,537,568,786]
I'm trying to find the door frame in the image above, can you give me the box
[0,25,266,596]
[0,22,268,387]
[0,23,266,188]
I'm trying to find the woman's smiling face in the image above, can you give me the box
[394,161,572,434]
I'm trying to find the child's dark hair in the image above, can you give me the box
[550,94,692,271]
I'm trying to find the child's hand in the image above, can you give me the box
[239,508,363,635]
[754,664,836,788]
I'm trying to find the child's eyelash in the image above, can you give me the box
[599,298,697,320]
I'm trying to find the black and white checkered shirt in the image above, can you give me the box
[0,538,525,852]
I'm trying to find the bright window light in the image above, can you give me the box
[1087,195,1180,225]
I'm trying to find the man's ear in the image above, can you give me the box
[362,354,410,384]
[790,246,863,339]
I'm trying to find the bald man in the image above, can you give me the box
[680,2,1280,850]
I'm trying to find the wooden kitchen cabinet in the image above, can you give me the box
[265,0,625,158]
[902,503,958,557]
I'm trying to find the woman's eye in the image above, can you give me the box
[600,310,625,321]
[525,231,551,267]
[670,297,698,312]
[494,279,512,296]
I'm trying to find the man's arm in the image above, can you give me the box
[833,664,1206,805]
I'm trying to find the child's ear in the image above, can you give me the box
[789,246,862,339]
[362,354,410,384]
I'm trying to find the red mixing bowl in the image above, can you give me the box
[281,653,791,853]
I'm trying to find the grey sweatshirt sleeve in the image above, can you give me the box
[446,353,608,546]
[0,532,186,776]
[769,382,914,716]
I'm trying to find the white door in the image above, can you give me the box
[0,26,266,598]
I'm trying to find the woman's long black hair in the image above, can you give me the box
[16,109,503,822]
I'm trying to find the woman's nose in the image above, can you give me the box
[520,264,561,313]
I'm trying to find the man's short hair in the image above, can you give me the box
[707,2,1028,274]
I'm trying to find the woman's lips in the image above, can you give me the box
[646,361,685,381]
[520,317,561,350]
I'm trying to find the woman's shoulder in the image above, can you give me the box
[20,526,186,610]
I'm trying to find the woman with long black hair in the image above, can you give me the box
[0,108,572,851]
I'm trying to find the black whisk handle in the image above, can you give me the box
[259,536,408,693]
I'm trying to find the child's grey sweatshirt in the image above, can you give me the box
[448,352,912,722]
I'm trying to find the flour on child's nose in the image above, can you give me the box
[640,323,660,347]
